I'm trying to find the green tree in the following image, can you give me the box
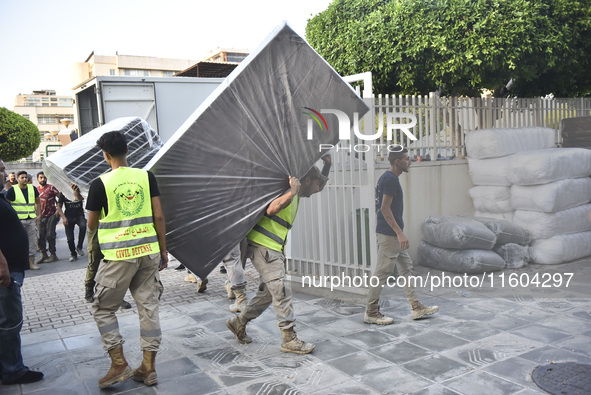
[306,0,591,97]
[0,107,41,162]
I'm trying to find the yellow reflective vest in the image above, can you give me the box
[12,185,36,219]
[97,167,160,261]
[247,195,299,252]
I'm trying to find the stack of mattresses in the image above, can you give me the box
[147,23,370,279]
[466,127,555,222]
[43,117,163,201]
[466,127,591,264]
[509,149,591,264]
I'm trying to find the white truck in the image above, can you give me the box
[74,76,224,142]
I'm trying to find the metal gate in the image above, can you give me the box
[286,73,377,294]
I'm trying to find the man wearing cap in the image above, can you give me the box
[227,155,330,354]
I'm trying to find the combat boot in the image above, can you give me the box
[29,257,40,270]
[98,345,133,389]
[226,315,252,344]
[184,273,197,283]
[225,280,235,300]
[364,311,394,325]
[36,252,48,264]
[45,253,58,263]
[229,289,247,313]
[411,301,439,320]
[197,278,208,293]
[280,328,315,354]
[132,350,158,386]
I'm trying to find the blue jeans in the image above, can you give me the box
[0,271,28,381]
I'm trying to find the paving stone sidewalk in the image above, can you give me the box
[3,247,591,394]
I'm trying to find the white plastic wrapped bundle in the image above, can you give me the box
[43,117,163,201]
[418,241,506,274]
[469,186,512,213]
[508,148,591,185]
[493,243,529,269]
[467,157,513,186]
[470,216,531,245]
[465,127,555,159]
[510,178,591,213]
[529,231,591,264]
[421,216,497,250]
[513,204,591,240]
[474,211,514,222]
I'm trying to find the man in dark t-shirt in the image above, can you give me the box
[58,184,87,262]
[0,158,44,385]
[365,149,438,325]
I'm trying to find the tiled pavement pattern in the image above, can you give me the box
[3,225,591,394]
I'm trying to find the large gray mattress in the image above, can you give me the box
[147,23,369,279]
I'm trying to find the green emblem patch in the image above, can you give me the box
[114,183,145,216]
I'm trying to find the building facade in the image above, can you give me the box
[13,90,75,162]
[71,52,201,89]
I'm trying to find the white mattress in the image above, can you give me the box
[465,127,555,159]
[510,177,591,213]
[513,204,591,239]
[469,186,512,213]
[468,156,513,186]
[529,231,591,264]
[474,211,515,222]
[508,148,591,185]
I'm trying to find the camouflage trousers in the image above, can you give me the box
[238,243,295,330]
[92,253,163,351]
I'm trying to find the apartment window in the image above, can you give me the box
[161,70,174,77]
[110,69,116,75]
[51,97,57,101]
[123,69,150,76]
[24,97,41,106]
[38,114,58,124]
[58,98,73,106]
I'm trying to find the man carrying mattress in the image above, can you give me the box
[366,149,438,325]
[226,155,331,354]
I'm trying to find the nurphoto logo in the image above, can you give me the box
[303,107,418,153]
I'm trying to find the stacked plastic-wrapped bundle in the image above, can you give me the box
[466,127,591,264]
[470,217,531,269]
[466,127,555,222]
[508,148,591,264]
[418,216,506,273]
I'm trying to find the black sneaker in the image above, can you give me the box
[220,265,227,274]
[120,299,132,309]
[174,264,186,271]
[2,370,44,385]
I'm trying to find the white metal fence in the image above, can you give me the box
[374,94,591,161]
[287,87,591,291]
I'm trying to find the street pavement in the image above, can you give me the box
[2,223,591,394]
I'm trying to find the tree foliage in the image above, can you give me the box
[0,107,41,162]
[306,0,591,97]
